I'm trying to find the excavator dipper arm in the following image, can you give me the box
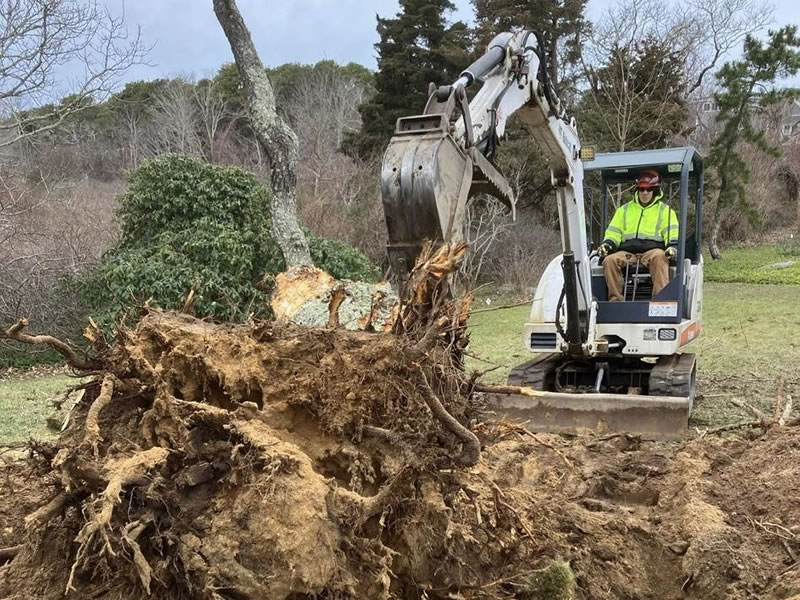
[381,30,592,354]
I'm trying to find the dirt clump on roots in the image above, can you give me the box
[2,245,800,599]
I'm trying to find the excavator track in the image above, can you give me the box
[649,353,697,410]
[493,353,695,440]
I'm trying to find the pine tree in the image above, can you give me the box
[472,0,588,95]
[342,0,471,160]
[708,26,800,260]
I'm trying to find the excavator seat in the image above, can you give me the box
[590,261,678,302]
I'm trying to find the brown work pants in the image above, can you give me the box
[603,248,670,301]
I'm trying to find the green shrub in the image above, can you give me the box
[308,232,380,281]
[776,237,800,257]
[518,559,575,600]
[81,154,378,332]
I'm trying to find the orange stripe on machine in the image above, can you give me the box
[680,323,701,346]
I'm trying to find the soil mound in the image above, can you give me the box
[1,244,798,599]
[2,309,799,600]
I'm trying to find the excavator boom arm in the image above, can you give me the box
[381,30,592,350]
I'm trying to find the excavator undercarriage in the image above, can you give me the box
[493,353,696,440]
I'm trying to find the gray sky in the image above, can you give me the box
[109,0,799,83]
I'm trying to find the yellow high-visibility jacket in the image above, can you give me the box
[602,191,679,254]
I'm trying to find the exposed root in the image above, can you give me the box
[24,492,69,530]
[0,545,21,562]
[121,515,154,594]
[67,447,170,593]
[83,374,115,457]
[327,286,347,328]
[418,366,480,467]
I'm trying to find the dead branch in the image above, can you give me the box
[1,317,99,371]
[725,396,799,433]
[474,383,538,397]
[730,399,770,424]
[468,300,531,315]
[418,367,480,467]
[467,364,502,387]
[697,420,762,437]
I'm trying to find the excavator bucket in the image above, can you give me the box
[381,112,515,290]
[487,354,696,440]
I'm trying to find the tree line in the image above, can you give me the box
[1,0,799,366]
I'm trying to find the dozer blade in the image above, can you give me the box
[488,390,690,441]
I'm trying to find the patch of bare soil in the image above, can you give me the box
[1,245,798,600]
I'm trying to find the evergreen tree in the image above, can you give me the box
[708,26,800,260]
[472,0,588,95]
[580,40,689,151]
[343,0,471,160]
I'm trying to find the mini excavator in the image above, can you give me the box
[380,30,704,439]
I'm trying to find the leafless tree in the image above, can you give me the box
[0,172,119,347]
[146,79,203,156]
[458,197,513,289]
[285,66,368,203]
[194,79,231,161]
[580,0,772,151]
[0,0,149,147]
[682,0,773,97]
[213,0,312,267]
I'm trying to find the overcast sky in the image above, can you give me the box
[107,0,799,84]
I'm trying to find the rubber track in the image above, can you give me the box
[649,353,696,399]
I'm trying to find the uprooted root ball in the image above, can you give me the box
[1,310,545,600]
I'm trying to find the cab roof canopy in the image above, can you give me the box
[584,147,703,183]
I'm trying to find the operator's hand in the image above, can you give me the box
[665,246,677,261]
[598,243,611,258]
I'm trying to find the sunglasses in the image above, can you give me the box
[637,188,655,192]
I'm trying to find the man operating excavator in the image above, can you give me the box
[598,170,679,301]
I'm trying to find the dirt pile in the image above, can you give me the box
[2,309,799,599]
[1,242,799,600]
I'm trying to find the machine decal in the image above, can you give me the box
[648,302,678,317]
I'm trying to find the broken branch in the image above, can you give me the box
[1,318,98,371]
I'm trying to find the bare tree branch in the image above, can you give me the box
[0,0,150,147]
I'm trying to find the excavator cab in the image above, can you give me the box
[587,148,704,316]
[503,147,704,440]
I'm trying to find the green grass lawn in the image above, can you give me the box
[0,374,78,446]
[468,281,800,429]
[705,243,800,284]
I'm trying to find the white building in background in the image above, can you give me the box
[690,96,800,146]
